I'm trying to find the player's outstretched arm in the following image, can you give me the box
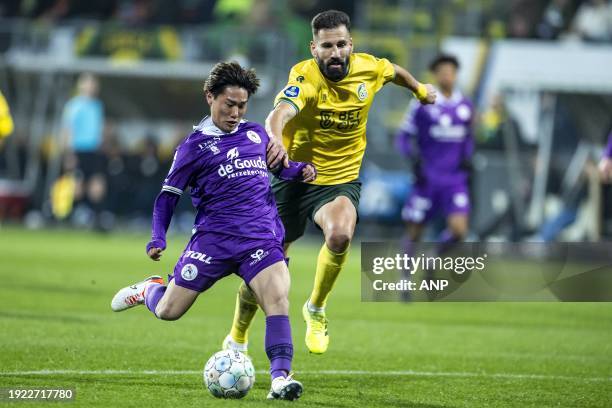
[272,160,317,183]
[392,64,436,105]
[146,191,180,261]
[265,102,297,169]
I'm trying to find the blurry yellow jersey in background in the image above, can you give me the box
[0,90,14,138]
[274,53,395,185]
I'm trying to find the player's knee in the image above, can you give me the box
[325,229,352,253]
[261,293,289,315]
[449,224,468,240]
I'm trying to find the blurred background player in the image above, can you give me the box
[59,73,107,228]
[110,62,315,401]
[599,131,612,182]
[396,54,474,283]
[224,9,436,355]
[0,89,14,145]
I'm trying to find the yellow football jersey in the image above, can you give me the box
[274,53,395,185]
[0,91,14,139]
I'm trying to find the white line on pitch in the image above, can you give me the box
[0,369,609,383]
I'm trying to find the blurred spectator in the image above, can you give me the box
[572,0,612,42]
[67,0,117,20]
[532,157,598,242]
[115,0,155,25]
[132,136,164,217]
[479,94,517,148]
[32,0,69,20]
[0,89,14,146]
[175,0,217,24]
[536,0,572,40]
[475,93,535,241]
[508,0,543,38]
[50,154,78,220]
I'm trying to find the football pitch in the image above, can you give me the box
[1,227,610,407]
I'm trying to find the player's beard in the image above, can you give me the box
[317,56,349,82]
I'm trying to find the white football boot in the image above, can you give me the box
[267,374,303,401]
[222,334,248,354]
[110,275,164,312]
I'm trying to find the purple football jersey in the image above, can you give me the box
[162,116,284,240]
[398,89,474,185]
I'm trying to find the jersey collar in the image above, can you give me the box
[435,88,463,105]
[194,116,245,135]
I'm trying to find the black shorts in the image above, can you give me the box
[272,177,361,243]
[75,152,104,179]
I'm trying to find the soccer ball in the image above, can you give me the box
[203,350,255,399]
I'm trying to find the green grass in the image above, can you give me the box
[0,227,610,407]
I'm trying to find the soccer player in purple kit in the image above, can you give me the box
[397,54,474,265]
[110,62,315,401]
[599,131,612,183]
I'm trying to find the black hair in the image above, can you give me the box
[429,54,460,72]
[203,61,259,97]
[311,10,351,36]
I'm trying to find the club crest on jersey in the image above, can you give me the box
[227,147,239,161]
[247,130,261,144]
[210,145,220,155]
[284,86,300,98]
[457,104,472,121]
[357,83,368,101]
[181,264,198,281]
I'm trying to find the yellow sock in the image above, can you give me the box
[309,243,349,309]
[229,282,258,344]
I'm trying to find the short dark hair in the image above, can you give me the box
[203,61,260,97]
[311,10,351,36]
[429,54,460,72]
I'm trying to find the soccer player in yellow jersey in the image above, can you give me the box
[223,9,436,354]
[0,90,14,143]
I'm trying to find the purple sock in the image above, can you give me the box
[437,229,459,255]
[401,236,415,277]
[144,283,166,317]
[265,315,293,380]
[402,236,415,257]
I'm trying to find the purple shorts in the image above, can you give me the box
[402,182,470,224]
[171,231,285,293]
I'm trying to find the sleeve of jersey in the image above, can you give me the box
[272,160,315,182]
[148,191,180,252]
[376,57,396,87]
[273,67,313,114]
[161,142,199,196]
